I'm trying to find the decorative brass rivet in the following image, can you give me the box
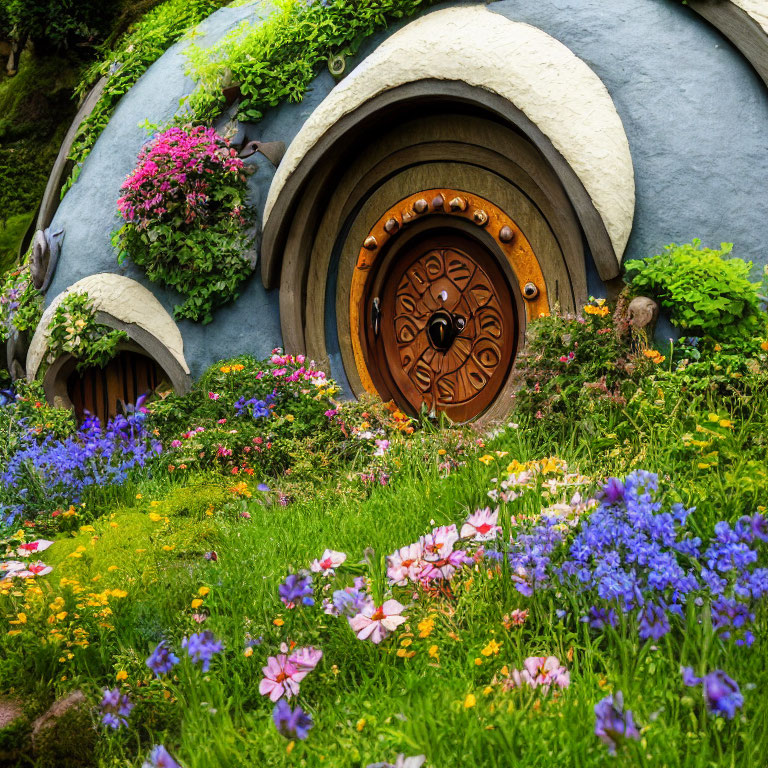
[523,282,539,300]
[363,236,378,250]
[448,196,467,212]
[413,198,428,214]
[401,210,415,225]
[431,194,445,210]
[384,218,400,234]
[473,209,488,226]
[499,225,515,243]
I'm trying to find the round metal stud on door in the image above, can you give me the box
[368,232,517,422]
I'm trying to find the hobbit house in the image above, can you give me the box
[20,1,768,423]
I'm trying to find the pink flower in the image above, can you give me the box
[506,656,570,692]
[373,439,390,457]
[259,655,308,702]
[460,508,500,541]
[386,542,424,585]
[208,392,220,401]
[349,599,407,643]
[171,440,182,448]
[420,525,458,559]
[288,646,323,672]
[17,539,53,556]
[506,608,529,627]
[310,549,347,575]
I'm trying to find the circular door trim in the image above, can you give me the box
[349,188,548,418]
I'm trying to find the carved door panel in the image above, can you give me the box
[373,233,517,422]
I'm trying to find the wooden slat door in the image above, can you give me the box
[67,350,164,424]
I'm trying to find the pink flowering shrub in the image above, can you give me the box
[114,125,253,323]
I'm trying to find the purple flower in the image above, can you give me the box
[682,668,743,719]
[637,601,670,640]
[100,687,133,729]
[146,641,179,677]
[279,572,315,608]
[257,483,270,492]
[182,631,224,672]
[142,745,181,768]
[602,477,625,505]
[272,699,314,740]
[594,691,640,754]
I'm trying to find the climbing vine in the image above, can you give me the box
[46,293,128,371]
[63,0,230,195]
[0,264,43,345]
[185,0,442,123]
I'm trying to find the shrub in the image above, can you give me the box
[510,299,653,426]
[623,240,764,341]
[113,125,254,323]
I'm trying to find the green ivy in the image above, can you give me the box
[46,293,128,372]
[623,240,765,341]
[185,0,442,123]
[63,0,231,197]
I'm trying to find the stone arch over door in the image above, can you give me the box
[260,6,635,423]
[26,274,191,418]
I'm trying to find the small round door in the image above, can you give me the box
[67,350,168,423]
[365,232,518,422]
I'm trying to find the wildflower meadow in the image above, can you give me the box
[1,302,767,767]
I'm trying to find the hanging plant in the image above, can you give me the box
[0,264,43,345]
[113,125,255,324]
[46,292,128,372]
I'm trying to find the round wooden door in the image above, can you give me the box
[67,350,167,424]
[368,232,518,422]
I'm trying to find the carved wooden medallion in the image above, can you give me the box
[373,233,517,422]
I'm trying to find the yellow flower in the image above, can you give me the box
[109,522,119,528]
[437,449,447,456]
[481,639,502,657]
[198,587,210,597]
[698,462,710,469]
[708,413,720,422]
[110,589,128,599]
[9,613,27,624]
[149,512,163,522]
[286,741,295,756]
[483,686,494,696]
[68,552,82,559]
[7,630,21,637]
[135,494,143,500]
[244,646,254,658]
[356,718,366,731]
[418,616,435,638]
[162,545,174,552]
[273,617,284,627]
[761,340,768,352]
[474,658,483,666]
[285,414,294,422]
[428,645,439,659]
[495,451,508,458]
[116,670,128,682]
[719,419,733,429]
[79,525,95,533]
[400,638,413,648]
[191,599,203,609]
[478,454,495,465]
[56,611,68,621]
[714,344,722,352]
[220,366,231,374]
[464,693,477,709]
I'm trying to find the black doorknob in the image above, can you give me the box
[428,311,464,351]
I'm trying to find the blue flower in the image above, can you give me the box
[182,631,224,672]
[637,601,670,640]
[682,668,744,719]
[146,641,180,677]
[594,691,640,754]
[272,700,314,740]
[142,745,181,768]
[100,687,133,729]
[279,572,315,607]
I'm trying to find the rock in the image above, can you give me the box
[31,690,97,767]
[628,296,660,336]
[0,699,22,731]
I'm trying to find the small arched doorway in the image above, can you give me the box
[66,348,170,423]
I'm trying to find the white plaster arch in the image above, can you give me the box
[26,273,190,381]
[263,4,635,263]
[732,0,768,34]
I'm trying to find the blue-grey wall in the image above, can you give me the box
[47,0,768,379]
